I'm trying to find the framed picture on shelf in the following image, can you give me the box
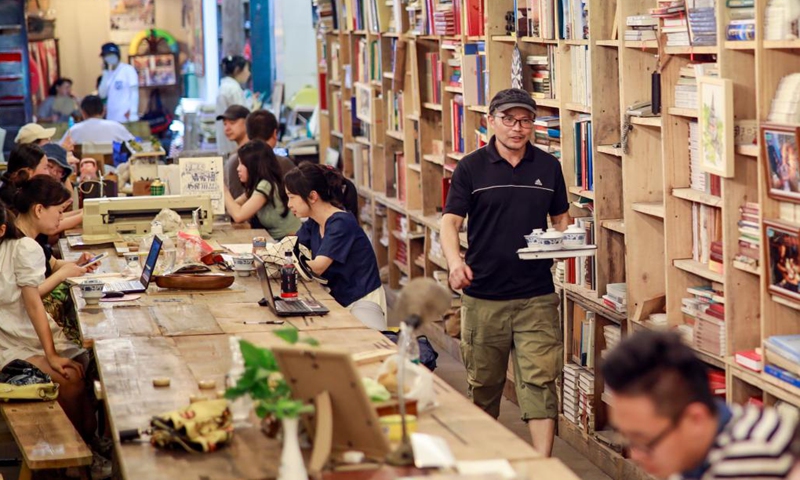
[698,76,734,178]
[355,83,372,123]
[765,219,800,304]
[129,54,177,87]
[761,123,800,203]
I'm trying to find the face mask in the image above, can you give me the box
[104,55,119,66]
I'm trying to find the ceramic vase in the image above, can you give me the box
[278,417,307,480]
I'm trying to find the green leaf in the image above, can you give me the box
[299,337,320,347]
[273,327,300,344]
[239,340,272,369]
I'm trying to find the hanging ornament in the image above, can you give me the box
[511,44,523,90]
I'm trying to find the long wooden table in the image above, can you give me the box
[63,226,578,479]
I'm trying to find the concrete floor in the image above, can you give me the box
[433,349,611,480]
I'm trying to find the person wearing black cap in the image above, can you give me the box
[97,42,139,123]
[216,55,252,156]
[441,88,570,456]
[40,144,84,235]
[219,105,251,199]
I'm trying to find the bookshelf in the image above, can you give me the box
[314,0,800,478]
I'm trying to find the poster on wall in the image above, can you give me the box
[110,0,156,44]
[179,157,225,215]
[130,54,177,87]
[182,0,204,77]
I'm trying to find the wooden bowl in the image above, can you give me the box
[153,273,235,290]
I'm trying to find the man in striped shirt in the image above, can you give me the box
[602,331,797,479]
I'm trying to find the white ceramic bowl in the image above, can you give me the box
[232,254,255,277]
[524,234,540,248]
[538,236,563,251]
[563,231,586,247]
[80,280,105,305]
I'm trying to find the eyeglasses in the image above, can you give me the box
[619,420,681,455]
[493,114,535,129]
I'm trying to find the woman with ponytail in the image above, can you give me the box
[284,163,387,330]
[0,194,94,440]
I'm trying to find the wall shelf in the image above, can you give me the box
[673,259,724,284]
[601,219,626,235]
[671,188,722,208]
[631,202,665,218]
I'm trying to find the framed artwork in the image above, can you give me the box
[130,54,177,87]
[698,76,735,178]
[109,0,155,44]
[761,123,800,203]
[355,83,372,123]
[765,219,800,303]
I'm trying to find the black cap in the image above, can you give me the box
[100,42,121,57]
[41,143,73,181]
[216,105,250,122]
[489,88,538,115]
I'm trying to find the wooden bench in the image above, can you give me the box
[0,402,92,480]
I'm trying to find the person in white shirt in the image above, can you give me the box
[216,55,251,157]
[61,95,134,145]
[97,42,139,123]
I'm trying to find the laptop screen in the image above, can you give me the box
[140,235,163,287]
[254,257,277,310]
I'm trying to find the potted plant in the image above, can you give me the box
[225,328,317,480]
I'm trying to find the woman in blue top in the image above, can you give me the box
[285,163,386,330]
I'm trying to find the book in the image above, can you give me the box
[765,364,800,390]
[734,350,763,372]
[765,335,800,364]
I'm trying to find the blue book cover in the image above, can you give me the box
[765,364,800,389]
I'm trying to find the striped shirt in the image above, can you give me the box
[679,404,797,480]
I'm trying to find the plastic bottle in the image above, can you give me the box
[226,336,253,426]
[67,116,75,129]
[138,221,176,274]
[280,251,298,298]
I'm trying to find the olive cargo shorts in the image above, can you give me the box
[460,292,563,421]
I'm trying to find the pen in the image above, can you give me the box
[243,320,285,325]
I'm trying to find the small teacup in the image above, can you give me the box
[232,254,255,277]
[80,279,105,305]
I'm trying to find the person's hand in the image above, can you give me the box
[46,353,84,380]
[62,134,74,152]
[58,263,87,281]
[76,253,100,272]
[448,261,473,291]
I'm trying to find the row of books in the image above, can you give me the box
[735,202,760,271]
[570,303,595,368]
[533,115,561,157]
[355,38,380,85]
[564,217,596,290]
[675,63,718,111]
[563,363,583,426]
[386,90,404,133]
[726,0,755,41]
[424,52,444,105]
[527,47,558,100]
[768,73,800,125]
[625,15,657,42]
[570,46,591,107]
[681,284,727,357]
[462,43,488,106]
[523,0,588,40]
[313,0,337,30]
[691,202,723,267]
[573,115,593,191]
[687,4,717,47]
[352,143,372,190]
[764,0,800,41]
[450,94,465,154]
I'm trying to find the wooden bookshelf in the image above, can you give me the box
[313,0,800,478]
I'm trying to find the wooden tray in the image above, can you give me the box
[153,273,235,290]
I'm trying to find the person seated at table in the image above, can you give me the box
[14,123,56,146]
[0,144,49,204]
[41,144,83,227]
[245,109,296,176]
[0,192,95,443]
[285,162,387,330]
[220,105,251,200]
[223,141,300,241]
[37,77,80,124]
[61,94,134,145]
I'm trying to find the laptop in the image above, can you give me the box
[253,256,329,317]
[103,235,163,294]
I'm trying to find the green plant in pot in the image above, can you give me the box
[224,327,317,480]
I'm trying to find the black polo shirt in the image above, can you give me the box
[444,137,569,300]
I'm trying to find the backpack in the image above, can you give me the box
[381,331,439,371]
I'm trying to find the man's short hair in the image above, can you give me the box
[81,95,104,118]
[246,109,278,142]
[601,330,716,420]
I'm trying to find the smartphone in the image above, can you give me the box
[80,252,108,268]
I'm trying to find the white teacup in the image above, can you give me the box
[80,279,105,305]
[232,254,255,277]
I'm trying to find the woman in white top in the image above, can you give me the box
[0,180,93,438]
[216,55,252,156]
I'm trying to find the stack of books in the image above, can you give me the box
[447,56,462,89]
[564,217,596,290]
[602,325,621,358]
[735,202,760,271]
[734,349,763,372]
[651,1,690,46]
[675,65,700,109]
[764,0,800,41]
[726,0,755,41]
[709,240,724,275]
[570,47,591,106]
[578,370,595,433]
[650,0,686,17]
[764,335,800,389]
[625,15,658,41]
[708,369,726,398]
[425,52,443,105]
[603,283,627,315]
[527,55,553,100]
[687,3,717,46]
[533,116,561,155]
[432,5,456,36]
[526,0,556,39]
[768,74,800,124]
[682,285,726,358]
[563,363,582,425]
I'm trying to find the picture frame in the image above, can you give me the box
[761,123,800,204]
[355,83,373,123]
[698,76,735,178]
[129,54,178,87]
[765,219,800,303]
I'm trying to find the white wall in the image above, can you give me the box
[275,0,317,102]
